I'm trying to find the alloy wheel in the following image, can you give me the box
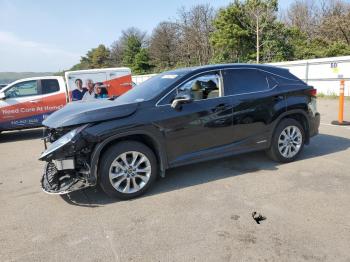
[278,125,303,158]
[109,151,152,194]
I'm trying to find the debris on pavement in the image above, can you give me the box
[252,211,266,224]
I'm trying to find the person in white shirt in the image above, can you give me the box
[82,79,96,101]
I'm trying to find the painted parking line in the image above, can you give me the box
[320,123,350,129]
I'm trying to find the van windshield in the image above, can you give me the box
[116,72,186,103]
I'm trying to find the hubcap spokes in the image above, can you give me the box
[109,151,151,194]
[278,126,302,158]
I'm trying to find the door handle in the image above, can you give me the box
[29,100,40,103]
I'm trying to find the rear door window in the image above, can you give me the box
[223,69,270,95]
[41,79,60,94]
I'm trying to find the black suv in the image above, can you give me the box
[39,64,320,199]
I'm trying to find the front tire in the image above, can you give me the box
[99,141,157,200]
[266,118,305,163]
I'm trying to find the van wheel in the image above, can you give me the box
[99,141,157,200]
[266,118,305,163]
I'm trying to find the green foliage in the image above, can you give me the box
[89,45,112,68]
[120,34,152,74]
[211,1,253,63]
[324,41,350,57]
[133,48,152,74]
[211,0,296,63]
[261,22,295,62]
[71,44,112,70]
[122,35,142,68]
[289,32,350,61]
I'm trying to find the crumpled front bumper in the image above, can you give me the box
[40,126,96,194]
[41,161,92,195]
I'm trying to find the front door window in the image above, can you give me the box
[5,80,39,98]
[177,73,221,101]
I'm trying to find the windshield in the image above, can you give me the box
[116,72,186,103]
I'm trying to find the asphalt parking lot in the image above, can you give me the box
[1,98,350,262]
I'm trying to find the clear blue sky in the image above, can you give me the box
[0,0,294,72]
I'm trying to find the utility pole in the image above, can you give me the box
[256,15,260,64]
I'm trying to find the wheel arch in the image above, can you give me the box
[90,131,168,184]
[271,109,310,145]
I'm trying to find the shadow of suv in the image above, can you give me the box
[39,64,320,200]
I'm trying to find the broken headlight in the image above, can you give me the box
[40,124,89,159]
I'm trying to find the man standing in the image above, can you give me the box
[82,79,96,101]
[71,79,87,101]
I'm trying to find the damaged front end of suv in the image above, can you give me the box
[38,98,139,195]
[39,124,96,194]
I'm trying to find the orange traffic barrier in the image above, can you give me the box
[332,79,350,125]
[338,79,345,124]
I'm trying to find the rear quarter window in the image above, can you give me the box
[223,69,270,95]
[272,70,306,86]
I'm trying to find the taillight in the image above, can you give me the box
[308,88,317,97]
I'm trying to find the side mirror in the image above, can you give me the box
[171,93,192,110]
[0,92,5,100]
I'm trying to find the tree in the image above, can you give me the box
[134,48,152,74]
[89,44,112,68]
[211,2,252,63]
[211,0,286,63]
[149,22,180,70]
[177,4,215,66]
[318,0,350,45]
[261,22,295,62]
[109,27,152,73]
[71,44,112,70]
[284,0,350,59]
[284,0,320,39]
[110,27,147,67]
[110,40,124,67]
[240,0,278,63]
[122,34,143,67]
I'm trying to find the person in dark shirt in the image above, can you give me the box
[71,79,87,101]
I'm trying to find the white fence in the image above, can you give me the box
[132,74,157,85]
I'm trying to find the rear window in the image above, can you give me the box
[223,69,270,95]
[41,79,60,94]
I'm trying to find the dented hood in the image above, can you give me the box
[43,99,138,128]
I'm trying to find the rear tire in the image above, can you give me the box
[266,118,305,163]
[99,141,157,200]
